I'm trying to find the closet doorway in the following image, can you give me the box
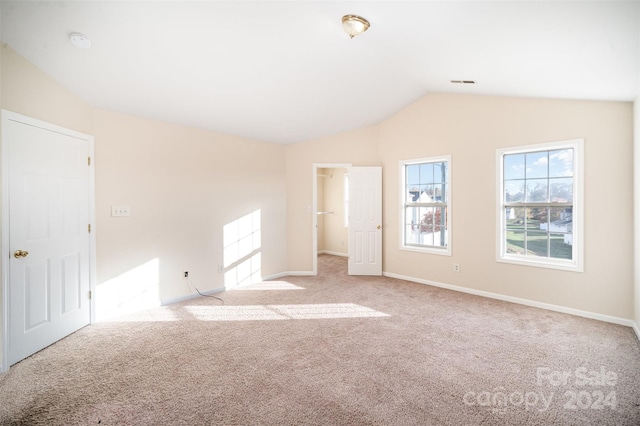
[312,164,350,275]
[312,163,383,276]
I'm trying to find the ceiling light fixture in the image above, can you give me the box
[342,15,370,39]
[69,32,91,49]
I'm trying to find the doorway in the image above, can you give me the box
[312,163,382,276]
[312,164,350,275]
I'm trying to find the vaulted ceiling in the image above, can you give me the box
[2,1,638,144]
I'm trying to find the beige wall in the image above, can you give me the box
[287,94,634,320]
[94,109,287,315]
[1,46,93,134]
[380,94,633,319]
[285,125,380,271]
[0,46,288,357]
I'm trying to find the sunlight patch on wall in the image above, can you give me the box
[231,281,305,291]
[223,209,262,289]
[183,303,389,321]
[96,258,161,321]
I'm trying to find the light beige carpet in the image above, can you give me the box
[1,254,639,425]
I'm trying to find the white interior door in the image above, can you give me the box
[5,114,92,366]
[348,167,382,275]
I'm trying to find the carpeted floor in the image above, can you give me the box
[1,254,639,425]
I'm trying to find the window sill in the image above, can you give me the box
[497,255,583,272]
[401,245,451,256]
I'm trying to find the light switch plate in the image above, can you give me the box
[111,205,130,217]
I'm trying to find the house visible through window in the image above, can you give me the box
[400,156,451,255]
[497,139,583,271]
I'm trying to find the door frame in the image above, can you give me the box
[1,110,97,373]
[312,163,351,275]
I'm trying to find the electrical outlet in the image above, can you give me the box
[184,271,189,278]
[218,265,224,273]
[453,264,460,273]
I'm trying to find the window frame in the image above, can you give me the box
[399,155,452,256]
[496,139,584,272]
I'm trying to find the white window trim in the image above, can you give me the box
[496,139,584,272]
[399,155,452,256]
[344,173,349,228]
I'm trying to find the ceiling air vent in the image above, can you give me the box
[450,80,477,84]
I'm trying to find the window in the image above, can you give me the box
[497,139,583,271]
[400,156,451,255]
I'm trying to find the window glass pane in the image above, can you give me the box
[433,162,446,183]
[407,164,420,187]
[407,188,420,202]
[420,184,434,202]
[505,180,525,202]
[549,207,572,229]
[504,154,525,180]
[405,224,418,245]
[506,230,525,255]
[549,178,573,202]
[549,149,573,178]
[437,207,449,247]
[405,207,420,245]
[421,230,435,246]
[526,179,548,202]
[420,163,433,184]
[526,231,549,257]
[405,206,420,228]
[420,207,434,233]
[433,184,445,203]
[506,207,525,231]
[527,207,548,231]
[550,233,572,260]
[433,225,446,247]
[548,208,573,259]
[526,151,548,179]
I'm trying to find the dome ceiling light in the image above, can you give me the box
[342,15,370,39]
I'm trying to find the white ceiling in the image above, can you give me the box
[1,1,638,144]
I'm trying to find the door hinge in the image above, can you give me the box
[88,224,92,233]
[88,156,91,166]
[89,290,92,300]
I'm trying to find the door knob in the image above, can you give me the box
[14,250,29,258]
[377,225,381,229]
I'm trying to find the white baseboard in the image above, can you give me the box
[383,271,636,329]
[318,250,348,257]
[632,321,640,341]
[162,286,226,306]
[262,271,317,280]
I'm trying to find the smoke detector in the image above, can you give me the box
[69,32,91,49]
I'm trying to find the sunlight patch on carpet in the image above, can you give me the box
[99,307,181,322]
[183,303,390,321]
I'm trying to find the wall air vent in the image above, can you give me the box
[450,80,477,84]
